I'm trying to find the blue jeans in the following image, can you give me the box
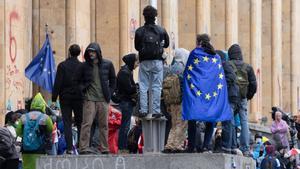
[139,60,164,114]
[238,99,249,152]
[118,101,134,150]
[221,104,236,150]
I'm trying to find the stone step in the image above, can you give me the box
[37,153,256,169]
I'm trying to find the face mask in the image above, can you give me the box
[90,55,96,60]
[256,138,262,144]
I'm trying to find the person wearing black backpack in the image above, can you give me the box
[134,5,169,118]
[228,44,257,156]
[116,53,139,153]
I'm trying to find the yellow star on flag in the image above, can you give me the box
[213,91,217,97]
[194,58,200,64]
[205,93,211,100]
[188,65,193,71]
[190,83,195,89]
[187,74,191,80]
[212,58,217,63]
[219,73,224,79]
[218,64,222,69]
[218,83,223,90]
[203,56,209,62]
[196,90,202,96]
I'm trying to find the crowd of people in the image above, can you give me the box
[0,5,299,169]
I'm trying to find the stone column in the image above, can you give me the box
[291,0,300,113]
[32,0,40,95]
[225,0,238,48]
[90,0,96,42]
[66,0,76,52]
[250,0,262,122]
[271,0,282,107]
[162,0,178,62]
[119,0,129,66]
[196,0,210,34]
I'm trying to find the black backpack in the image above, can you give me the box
[140,25,163,60]
[0,127,16,158]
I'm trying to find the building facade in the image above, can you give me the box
[0,0,300,125]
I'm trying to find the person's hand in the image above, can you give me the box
[50,102,56,109]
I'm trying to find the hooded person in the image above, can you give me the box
[228,44,257,156]
[74,42,116,154]
[260,145,281,169]
[134,5,169,118]
[216,50,240,154]
[52,44,83,154]
[163,48,189,153]
[116,53,139,153]
[16,93,53,169]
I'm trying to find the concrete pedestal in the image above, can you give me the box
[37,153,256,169]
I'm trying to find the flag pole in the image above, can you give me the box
[45,23,48,35]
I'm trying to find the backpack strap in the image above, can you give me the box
[229,61,238,72]
[34,113,44,130]
[241,63,248,72]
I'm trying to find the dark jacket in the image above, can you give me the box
[117,54,137,102]
[228,44,257,100]
[74,42,116,103]
[52,57,82,102]
[134,21,169,62]
[216,50,240,105]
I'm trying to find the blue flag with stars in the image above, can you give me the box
[182,47,232,122]
[25,34,56,93]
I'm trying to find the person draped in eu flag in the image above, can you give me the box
[184,34,232,153]
[182,34,232,121]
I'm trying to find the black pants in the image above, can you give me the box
[60,99,83,151]
[0,159,19,169]
[188,121,215,152]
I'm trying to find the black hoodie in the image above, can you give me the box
[228,44,257,100]
[117,53,137,102]
[74,42,116,103]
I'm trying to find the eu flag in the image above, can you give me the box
[182,47,232,122]
[25,34,56,93]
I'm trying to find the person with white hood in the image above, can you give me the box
[163,48,189,153]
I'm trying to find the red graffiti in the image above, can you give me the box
[9,11,19,63]
[17,100,22,109]
[130,18,137,39]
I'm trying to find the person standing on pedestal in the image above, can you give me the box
[75,42,116,154]
[134,5,169,118]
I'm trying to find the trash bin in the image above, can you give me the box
[142,117,166,153]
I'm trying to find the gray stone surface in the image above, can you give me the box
[37,153,256,169]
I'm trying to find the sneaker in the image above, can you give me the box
[202,148,212,153]
[139,112,148,118]
[101,151,109,155]
[152,114,162,119]
[66,150,73,155]
[79,148,97,155]
[231,148,243,156]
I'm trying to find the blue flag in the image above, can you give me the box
[182,47,232,122]
[25,34,56,93]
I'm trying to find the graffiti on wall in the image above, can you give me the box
[129,18,138,52]
[9,11,19,63]
[5,10,24,111]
